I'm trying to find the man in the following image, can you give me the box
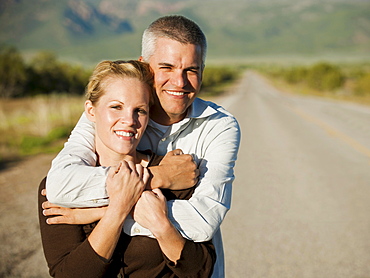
[46,15,240,277]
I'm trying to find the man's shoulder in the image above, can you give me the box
[193,97,236,120]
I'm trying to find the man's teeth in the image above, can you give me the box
[115,131,134,137]
[167,91,184,96]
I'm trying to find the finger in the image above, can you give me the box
[152,188,161,196]
[142,168,150,185]
[172,149,184,156]
[126,160,136,173]
[117,160,133,174]
[43,207,63,217]
[41,189,47,196]
[42,201,56,209]
[46,216,69,225]
[152,188,165,200]
[135,164,144,178]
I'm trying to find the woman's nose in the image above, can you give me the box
[120,111,135,126]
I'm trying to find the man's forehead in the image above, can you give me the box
[151,39,202,65]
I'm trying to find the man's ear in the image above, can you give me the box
[138,56,144,62]
[85,100,96,122]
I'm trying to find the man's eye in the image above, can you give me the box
[111,105,121,110]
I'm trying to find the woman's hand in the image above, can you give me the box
[105,160,149,218]
[132,188,168,234]
[87,160,149,260]
[132,188,185,263]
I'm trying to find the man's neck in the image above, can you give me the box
[150,107,187,126]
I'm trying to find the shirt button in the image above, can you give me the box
[161,138,166,142]
[134,228,140,233]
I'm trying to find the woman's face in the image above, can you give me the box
[85,77,150,160]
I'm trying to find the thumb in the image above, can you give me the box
[172,149,184,156]
[152,188,165,200]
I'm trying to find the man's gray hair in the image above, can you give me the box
[141,15,207,66]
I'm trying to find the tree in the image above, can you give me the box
[0,46,27,98]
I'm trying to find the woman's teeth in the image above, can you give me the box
[115,131,134,137]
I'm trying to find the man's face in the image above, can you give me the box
[146,37,203,125]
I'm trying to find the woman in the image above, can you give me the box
[38,60,215,277]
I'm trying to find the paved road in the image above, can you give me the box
[221,71,370,278]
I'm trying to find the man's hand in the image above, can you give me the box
[149,149,199,190]
[41,192,107,225]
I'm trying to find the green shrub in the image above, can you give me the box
[283,66,307,84]
[0,47,91,98]
[306,62,345,91]
[202,66,239,90]
[354,72,370,96]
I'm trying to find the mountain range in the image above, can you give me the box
[1,0,369,65]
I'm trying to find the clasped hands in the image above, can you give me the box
[42,149,198,229]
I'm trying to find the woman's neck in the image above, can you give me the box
[97,150,148,168]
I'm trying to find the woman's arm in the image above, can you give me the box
[39,161,148,277]
[38,179,111,278]
[132,189,216,277]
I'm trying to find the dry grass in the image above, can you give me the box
[0,94,84,161]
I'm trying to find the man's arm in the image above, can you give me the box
[46,113,110,208]
[170,116,240,241]
[126,115,241,242]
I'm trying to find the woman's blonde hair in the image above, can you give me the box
[86,60,154,105]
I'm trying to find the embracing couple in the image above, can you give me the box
[38,15,240,278]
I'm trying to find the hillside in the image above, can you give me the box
[0,0,369,64]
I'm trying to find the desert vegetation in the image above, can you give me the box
[257,61,370,105]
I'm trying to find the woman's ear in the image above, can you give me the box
[85,100,96,122]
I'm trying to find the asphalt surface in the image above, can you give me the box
[221,71,370,278]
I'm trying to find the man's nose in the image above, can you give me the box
[171,70,188,88]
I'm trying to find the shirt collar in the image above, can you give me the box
[148,97,217,131]
[187,97,218,119]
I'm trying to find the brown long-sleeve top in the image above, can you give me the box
[38,153,216,277]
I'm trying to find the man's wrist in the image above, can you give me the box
[148,165,170,189]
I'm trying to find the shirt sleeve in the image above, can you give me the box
[46,112,110,208]
[167,116,241,242]
[38,178,113,278]
[164,239,216,277]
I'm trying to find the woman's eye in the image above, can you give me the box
[137,109,147,115]
[111,105,121,110]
